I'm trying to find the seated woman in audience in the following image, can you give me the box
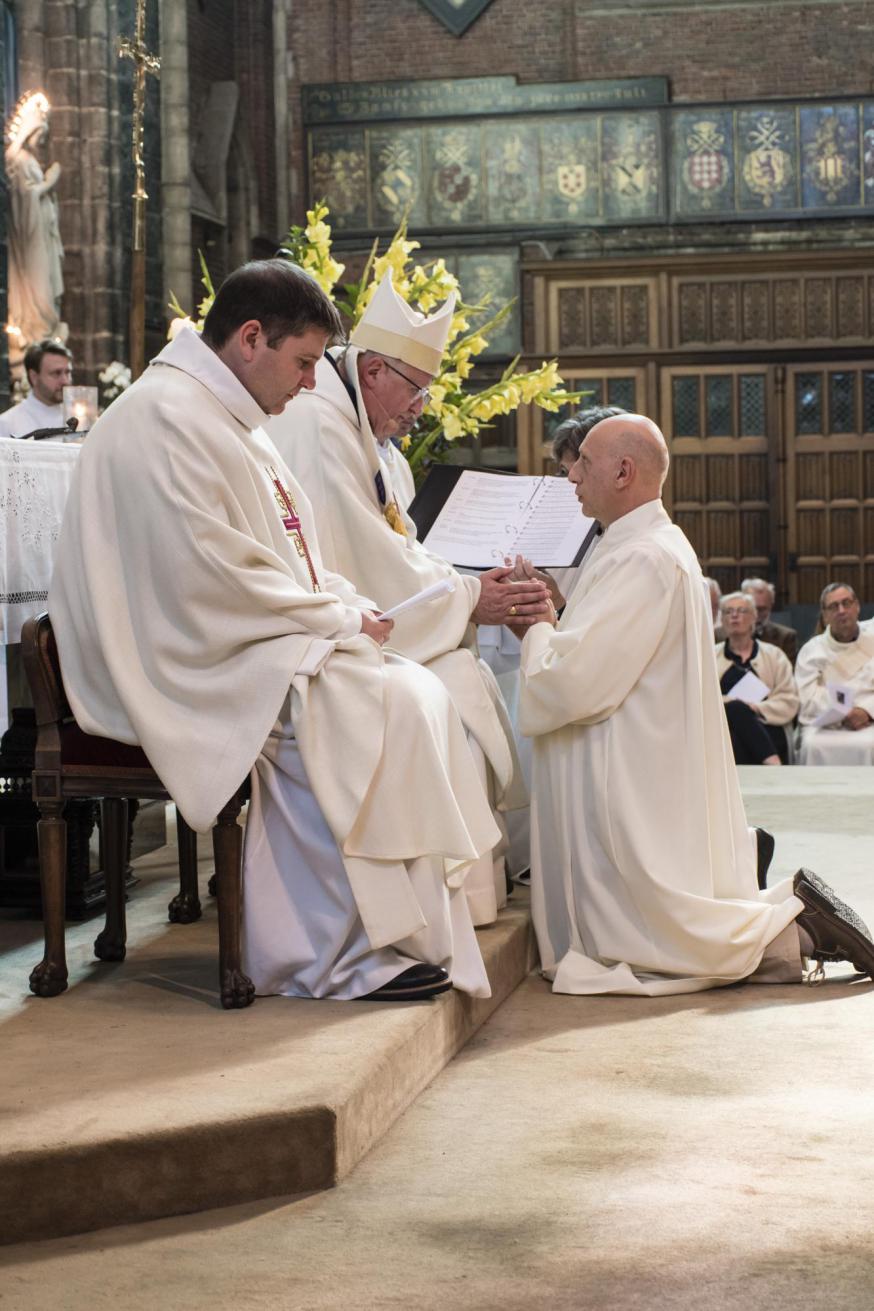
[715,592,799,765]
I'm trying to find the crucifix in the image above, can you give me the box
[119,0,160,380]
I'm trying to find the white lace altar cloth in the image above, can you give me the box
[0,438,80,643]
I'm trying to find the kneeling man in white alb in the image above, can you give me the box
[517,413,874,995]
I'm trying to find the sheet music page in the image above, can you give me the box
[511,477,594,567]
[421,469,593,568]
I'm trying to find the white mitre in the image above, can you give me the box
[349,270,456,376]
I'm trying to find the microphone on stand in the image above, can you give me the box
[19,417,80,442]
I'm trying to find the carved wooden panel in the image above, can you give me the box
[740,510,770,558]
[710,283,739,342]
[741,281,770,341]
[795,453,823,501]
[557,287,587,351]
[862,452,874,499]
[677,283,707,344]
[772,280,802,339]
[829,451,859,500]
[671,270,873,349]
[738,454,768,501]
[674,510,703,556]
[831,507,860,557]
[590,285,617,347]
[797,509,825,555]
[706,455,736,502]
[708,510,738,558]
[673,454,704,502]
[804,279,833,340]
[621,285,649,346]
[548,278,657,354]
[837,277,865,338]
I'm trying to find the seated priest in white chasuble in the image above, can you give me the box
[48,261,504,1003]
[517,414,874,995]
[796,583,874,766]
[267,271,546,924]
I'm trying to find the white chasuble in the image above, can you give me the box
[48,327,499,993]
[267,349,528,922]
[519,500,802,997]
[796,627,874,765]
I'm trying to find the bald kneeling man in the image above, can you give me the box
[517,413,874,996]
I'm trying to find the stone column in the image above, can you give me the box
[159,0,190,323]
[273,0,290,239]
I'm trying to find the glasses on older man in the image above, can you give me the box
[722,607,754,618]
[823,597,857,613]
[382,358,431,406]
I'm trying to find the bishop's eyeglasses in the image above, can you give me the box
[382,358,431,406]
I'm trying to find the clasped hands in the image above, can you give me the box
[472,555,560,636]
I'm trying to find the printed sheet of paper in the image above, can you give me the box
[724,670,770,704]
[813,680,855,728]
[421,469,593,568]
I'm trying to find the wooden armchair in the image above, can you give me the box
[20,614,254,1009]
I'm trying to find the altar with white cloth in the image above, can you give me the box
[0,437,80,728]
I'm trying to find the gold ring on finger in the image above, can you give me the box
[509,605,518,617]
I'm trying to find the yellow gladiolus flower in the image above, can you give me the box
[442,411,466,440]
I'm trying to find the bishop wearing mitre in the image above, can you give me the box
[48,260,504,1004]
[268,272,549,924]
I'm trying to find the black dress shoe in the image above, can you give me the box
[793,868,874,977]
[359,963,452,1002]
[756,828,775,890]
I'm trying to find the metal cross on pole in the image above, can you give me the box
[119,0,160,381]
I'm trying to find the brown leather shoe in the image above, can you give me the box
[793,869,874,977]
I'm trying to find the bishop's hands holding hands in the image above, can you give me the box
[472,561,556,636]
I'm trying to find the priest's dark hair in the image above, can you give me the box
[551,404,627,467]
[24,337,73,376]
[201,258,344,349]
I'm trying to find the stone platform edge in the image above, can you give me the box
[1,902,536,1245]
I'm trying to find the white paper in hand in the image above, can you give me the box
[379,578,456,621]
[813,680,855,728]
[724,670,771,704]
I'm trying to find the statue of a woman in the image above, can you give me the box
[4,91,66,347]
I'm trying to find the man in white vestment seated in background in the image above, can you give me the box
[267,271,547,924]
[796,582,874,766]
[48,260,503,1005]
[516,413,874,995]
[0,337,72,439]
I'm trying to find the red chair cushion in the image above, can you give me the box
[59,720,155,772]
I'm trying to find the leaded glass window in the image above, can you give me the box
[739,374,765,437]
[829,372,856,434]
[607,377,636,410]
[705,375,733,437]
[672,376,700,438]
[795,373,822,435]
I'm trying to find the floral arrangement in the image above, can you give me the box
[169,204,582,479]
[97,360,132,408]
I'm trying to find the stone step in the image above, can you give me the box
[0,827,535,1245]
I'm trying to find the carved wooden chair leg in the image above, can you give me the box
[213,795,254,1009]
[94,797,128,961]
[168,807,202,923]
[29,794,69,997]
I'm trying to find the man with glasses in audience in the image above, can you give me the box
[269,271,545,928]
[796,582,874,764]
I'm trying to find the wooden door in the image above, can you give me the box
[785,362,874,603]
[660,364,773,595]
